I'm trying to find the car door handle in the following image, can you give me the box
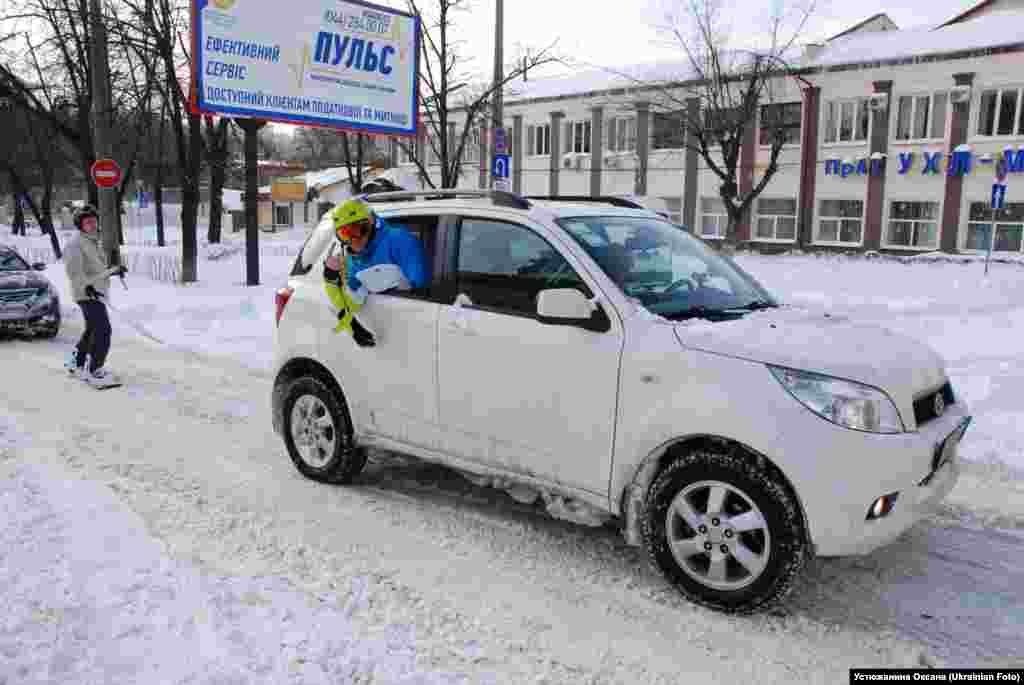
[447,315,478,335]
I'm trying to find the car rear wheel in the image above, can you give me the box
[641,446,808,614]
[281,376,366,484]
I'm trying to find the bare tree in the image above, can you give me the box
[640,0,814,250]
[400,0,559,189]
[204,116,235,244]
[120,0,204,282]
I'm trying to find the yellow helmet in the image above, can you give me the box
[331,199,373,242]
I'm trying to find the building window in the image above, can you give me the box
[463,127,481,163]
[894,93,948,141]
[817,199,864,244]
[759,103,802,146]
[699,197,729,239]
[886,201,940,248]
[977,88,1024,137]
[823,99,869,144]
[755,198,797,241]
[606,117,637,152]
[526,124,551,156]
[565,120,591,154]
[652,109,687,150]
[966,202,1024,252]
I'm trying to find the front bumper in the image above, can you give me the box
[798,403,972,557]
[0,300,59,334]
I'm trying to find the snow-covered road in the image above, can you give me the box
[2,315,1022,683]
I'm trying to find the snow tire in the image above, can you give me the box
[641,446,808,614]
[281,375,366,484]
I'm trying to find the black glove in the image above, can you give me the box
[350,317,376,348]
[323,261,342,284]
[113,265,128,277]
[85,285,100,299]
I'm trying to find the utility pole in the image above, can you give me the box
[88,0,119,264]
[488,0,504,188]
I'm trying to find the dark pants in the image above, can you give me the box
[76,299,111,373]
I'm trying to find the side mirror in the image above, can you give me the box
[536,288,611,332]
[32,262,46,271]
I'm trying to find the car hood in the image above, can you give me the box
[0,271,49,290]
[673,306,947,401]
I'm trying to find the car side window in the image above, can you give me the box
[455,218,591,316]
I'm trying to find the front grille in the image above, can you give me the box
[913,381,956,427]
[0,288,36,304]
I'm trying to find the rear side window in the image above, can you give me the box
[454,218,590,317]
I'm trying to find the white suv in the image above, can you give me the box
[272,191,971,613]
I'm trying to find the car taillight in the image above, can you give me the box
[275,286,294,327]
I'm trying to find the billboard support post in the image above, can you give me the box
[237,118,267,286]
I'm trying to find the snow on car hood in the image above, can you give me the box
[673,306,947,398]
[0,271,49,290]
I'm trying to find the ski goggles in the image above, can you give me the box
[336,219,373,243]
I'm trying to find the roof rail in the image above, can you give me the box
[524,195,649,210]
[360,189,531,210]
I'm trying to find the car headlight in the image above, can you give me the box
[768,365,904,434]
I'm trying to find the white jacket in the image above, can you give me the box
[64,231,118,302]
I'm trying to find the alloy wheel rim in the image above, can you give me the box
[290,394,336,468]
[665,480,771,591]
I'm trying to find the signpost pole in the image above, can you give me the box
[489,0,504,189]
[236,118,267,287]
[88,0,120,265]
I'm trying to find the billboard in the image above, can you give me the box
[272,179,308,202]
[192,0,419,136]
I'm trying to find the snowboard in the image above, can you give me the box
[87,379,123,390]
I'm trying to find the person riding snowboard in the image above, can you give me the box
[62,204,126,387]
[323,198,429,347]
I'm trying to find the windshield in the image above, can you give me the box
[0,250,29,272]
[557,215,777,319]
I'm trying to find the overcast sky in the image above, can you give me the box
[425,0,977,79]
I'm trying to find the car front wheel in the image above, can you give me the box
[281,376,366,484]
[641,446,808,614]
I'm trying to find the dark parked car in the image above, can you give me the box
[0,244,60,338]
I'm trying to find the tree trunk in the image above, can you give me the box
[11,193,25,236]
[207,160,224,244]
[40,176,62,260]
[179,112,202,283]
[154,112,166,247]
[206,119,229,244]
[154,177,165,247]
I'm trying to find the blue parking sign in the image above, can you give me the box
[492,154,510,179]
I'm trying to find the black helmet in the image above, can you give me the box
[73,203,99,229]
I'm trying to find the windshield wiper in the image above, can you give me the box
[727,299,778,311]
[664,305,736,321]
